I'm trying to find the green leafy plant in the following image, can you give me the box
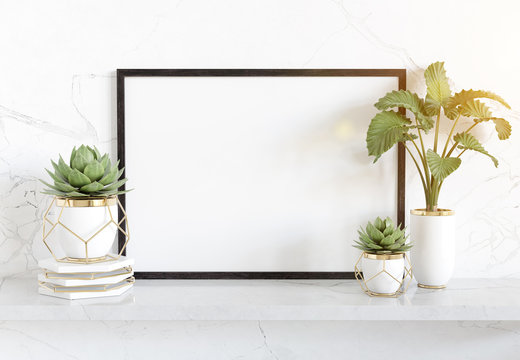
[353,217,412,254]
[366,62,512,211]
[40,145,129,198]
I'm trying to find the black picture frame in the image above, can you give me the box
[117,69,406,280]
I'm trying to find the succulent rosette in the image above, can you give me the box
[41,145,129,197]
[353,217,412,254]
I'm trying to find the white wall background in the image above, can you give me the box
[0,0,519,278]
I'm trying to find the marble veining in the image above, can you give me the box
[0,277,519,321]
[0,0,519,279]
[0,319,518,360]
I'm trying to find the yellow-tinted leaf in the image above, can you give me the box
[492,118,512,140]
[460,99,493,118]
[424,62,452,115]
[475,117,512,140]
[448,89,510,110]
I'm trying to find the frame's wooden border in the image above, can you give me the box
[117,69,406,279]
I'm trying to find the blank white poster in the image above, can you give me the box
[123,75,398,272]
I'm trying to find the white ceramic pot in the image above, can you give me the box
[410,209,455,288]
[54,197,118,259]
[361,253,405,294]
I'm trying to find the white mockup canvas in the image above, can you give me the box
[121,72,400,274]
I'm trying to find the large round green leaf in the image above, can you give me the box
[424,62,452,116]
[426,149,461,182]
[453,132,498,167]
[374,90,433,131]
[366,111,411,161]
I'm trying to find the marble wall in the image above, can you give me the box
[1,0,519,278]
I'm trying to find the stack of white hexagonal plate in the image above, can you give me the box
[38,257,135,300]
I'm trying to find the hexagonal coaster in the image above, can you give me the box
[38,256,134,273]
[39,277,134,300]
[38,266,134,287]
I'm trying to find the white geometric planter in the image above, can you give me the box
[354,252,413,297]
[58,204,117,258]
[410,209,455,289]
[43,196,130,264]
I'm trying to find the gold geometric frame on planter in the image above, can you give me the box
[42,196,130,264]
[354,252,413,298]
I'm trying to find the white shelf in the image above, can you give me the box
[1,277,519,321]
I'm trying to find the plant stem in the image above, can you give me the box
[427,111,442,211]
[404,144,428,200]
[457,148,467,158]
[442,113,461,157]
[406,134,425,164]
[414,117,431,182]
[428,179,438,211]
[433,113,441,153]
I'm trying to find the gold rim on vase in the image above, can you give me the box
[363,252,405,260]
[410,208,455,216]
[55,196,117,207]
[417,283,447,289]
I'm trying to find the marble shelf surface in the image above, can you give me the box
[1,276,519,321]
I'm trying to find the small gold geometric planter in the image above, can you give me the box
[354,252,413,298]
[42,196,130,264]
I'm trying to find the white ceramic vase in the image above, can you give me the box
[361,253,405,294]
[410,209,455,288]
[54,197,118,259]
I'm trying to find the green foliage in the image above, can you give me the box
[445,89,510,118]
[454,132,498,167]
[424,61,452,116]
[353,217,412,254]
[366,61,512,211]
[459,99,493,118]
[40,145,130,198]
[426,149,461,182]
[475,117,512,140]
[374,90,434,131]
[366,111,411,162]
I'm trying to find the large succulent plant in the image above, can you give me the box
[40,145,129,198]
[353,217,412,254]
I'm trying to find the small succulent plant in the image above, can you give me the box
[40,145,129,198]
[353,217,412,254]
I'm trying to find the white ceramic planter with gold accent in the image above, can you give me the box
[361,253,405,294]
[410,209,455,288]
[54,197,118,259]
